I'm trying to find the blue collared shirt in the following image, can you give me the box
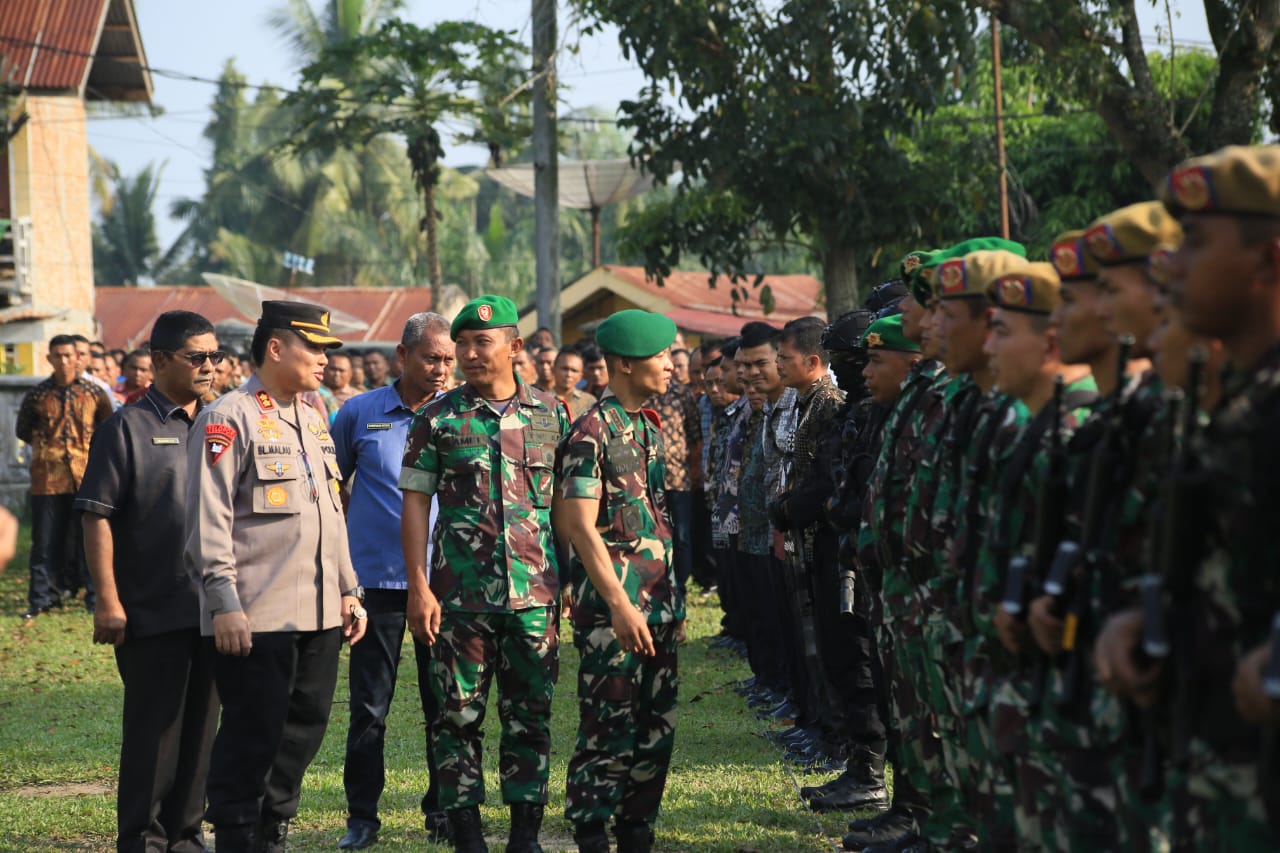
[333,382,437,589]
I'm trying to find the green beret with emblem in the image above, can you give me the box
[985,260,1061,314]
[450,293,519,341]
[922,237,1026,300]
[595,309,678,358]
[258,300,342,348]
[934,248,1027,301]
[1160,144,1280,219]
[862,314,920,353]
[903,249,939,304]
[1049,229,1101,282]
[1083,202,1183,267]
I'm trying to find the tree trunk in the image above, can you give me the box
[424,179,441,309]
[408,129,445,310]
[822,242,858,320]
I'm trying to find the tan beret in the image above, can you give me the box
[985,261,1061,315]
[1049,230,1101,282]
[1160,145,1280,218]
[1084,202,1183,267]
[1145,244,1179,289]
[934,249,1027,301]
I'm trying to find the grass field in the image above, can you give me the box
[0,520,877,852]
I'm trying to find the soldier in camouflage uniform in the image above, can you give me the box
[552,309,685,853]
[399,295,569,853]
[1096,145,1280,851]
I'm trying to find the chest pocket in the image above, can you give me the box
[440,433,492,489]
[525,427,559,509]
[324,457,344,511]
[601,437,646,542]
[252,455,301,515]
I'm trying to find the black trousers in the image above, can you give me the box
[691,492,716,591]
[740,551,785,691]
[344,589,441,829]
[713,544,744,639]
[27,493,93,610]
[115,627,219,853]
[205,628,342,829]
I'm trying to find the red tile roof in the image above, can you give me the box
[599,266,824,321]
[94,286,433,350]
[0,0,151,101]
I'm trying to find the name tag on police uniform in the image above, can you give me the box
[366,422,393,431]
[151,437,180,446]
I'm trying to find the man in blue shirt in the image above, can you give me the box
[332,313,454,850]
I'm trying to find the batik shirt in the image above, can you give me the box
[711,396,750,546]
[15,376,113,495]
[647,382,702,491]
[399,379,569,612]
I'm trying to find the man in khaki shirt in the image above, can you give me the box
[184,301,366,853]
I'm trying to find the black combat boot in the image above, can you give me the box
[507,803,545,853]
[573,821,612,853]
[447,806,488,853]
[809,745,889,812]
[842,805,916,849]
[613,820,654,853]
[212,823,256,853]
[255,819,289,853]
[425,809,453,844]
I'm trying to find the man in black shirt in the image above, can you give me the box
[76,311,222,853]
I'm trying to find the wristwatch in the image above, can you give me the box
[343,585,365,602]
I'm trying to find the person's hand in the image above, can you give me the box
[612,602,655,657]
[342,595,367,646]
[561,590,574,620]
[1093,608,1162,707]
[1233,642,1280,726]
[675,619,687,645]
[213,611,252,656]
[0,506,16,572]
[408,585,442,645]
[994,604,1027,656]
[1028,595,1065,656]
[92,600,128,647]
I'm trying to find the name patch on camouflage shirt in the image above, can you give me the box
[439,435,488,449]
[606,441,644,476]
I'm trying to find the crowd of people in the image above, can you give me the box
[10,142,1280,853]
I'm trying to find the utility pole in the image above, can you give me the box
[532,0,560,341]
[992,15,1011,240]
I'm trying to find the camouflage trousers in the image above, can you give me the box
[565,621,678,828]
[1166,738,1280,852]
[429,606,558,809]
[873,624,931,817]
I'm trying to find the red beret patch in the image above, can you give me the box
[478,304,493,322]
[1085,224,1123,262]
[938,259,967,294]
[1169,166,1213,212]
[1052,241,1082,278]
[998,276,1032,307]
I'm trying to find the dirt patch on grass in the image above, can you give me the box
[11,781,112,797]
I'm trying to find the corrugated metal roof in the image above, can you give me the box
[94,286,435,350]
[0,0,150,101]
[599,265,824,319]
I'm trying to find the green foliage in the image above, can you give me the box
[91,160,166,286]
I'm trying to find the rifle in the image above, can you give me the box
[1055,334,1134,710]
[1024,376,1069,711]
[839,568,857,618]
[1259,613,1280,825]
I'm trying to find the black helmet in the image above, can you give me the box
[865,278,908,315]
[821,309,877,355]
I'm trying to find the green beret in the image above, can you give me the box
[1161,145,1280,219]
[595,309,678,358]
[903,249,939,304]
[935,249,1026,300]
[985,261,1062,315]
[1083,202,1182,267]
[1049,230,1101,282]
[862,314,920,353]
[450,294,519,341]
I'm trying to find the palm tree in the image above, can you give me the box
[92,160,166,285]
[267,0,403,67]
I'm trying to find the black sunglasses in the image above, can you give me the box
[159,349,227,367]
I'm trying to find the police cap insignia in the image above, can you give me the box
[1169,166,1213,212]
[1085,224,1122,262]
[1053,244,1081,278]
[999,276,1032,307]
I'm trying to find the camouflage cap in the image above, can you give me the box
[986,260,1061,315]
[1049,229,1101,282]
[1160,144,1280,219]
[862,314,920,353]
[450,293,519,341]
[935,249,1027,301]
[1083,202,1183,267]
[258,300,342,348]
[595,309,678,358]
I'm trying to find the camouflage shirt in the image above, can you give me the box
[399,379,570,613]
[556,392,685,627]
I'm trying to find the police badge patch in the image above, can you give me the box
[205,423,237,466]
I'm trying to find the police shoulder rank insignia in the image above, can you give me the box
[1169,165,1212,211]
[265,485,288,507]
[205,423,237,466]
[258,417,282,442]
[255,389,276,412]
[366,422,393,431]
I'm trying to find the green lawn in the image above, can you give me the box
[0,522,873,851]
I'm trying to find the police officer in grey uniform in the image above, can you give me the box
[185,301,367,853]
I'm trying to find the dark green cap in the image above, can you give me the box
[862,314,920,353]
[905,250,940,304]
[595,309,678,358]
[450,294,519,341]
